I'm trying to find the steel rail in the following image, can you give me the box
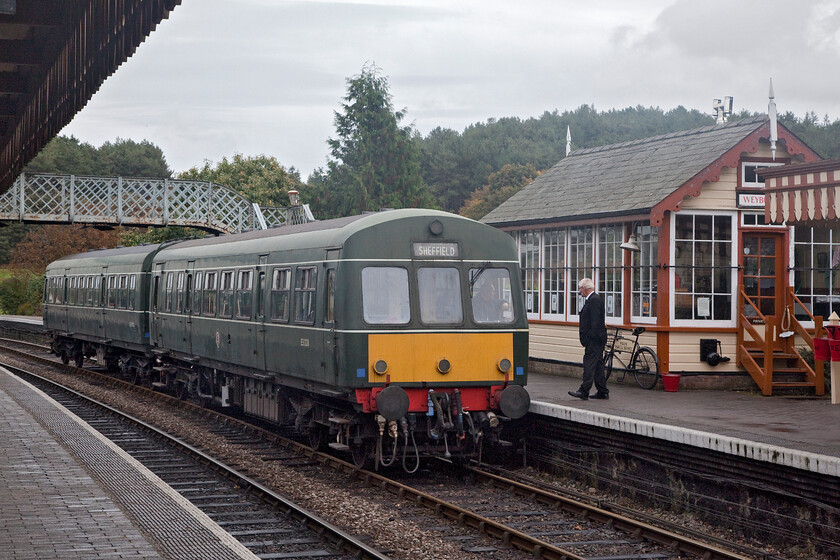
[0,358,390,560]
[0,343,757,560]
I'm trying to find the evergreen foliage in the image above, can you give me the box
[459,163,541,220]
[0,269,43,315]
[313,64,436,218]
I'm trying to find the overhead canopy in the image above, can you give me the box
[0,0,181,194]
[761,160,840,225]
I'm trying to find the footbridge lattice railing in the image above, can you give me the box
[0,173,313,234]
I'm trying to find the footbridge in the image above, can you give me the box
[0,173,314,234]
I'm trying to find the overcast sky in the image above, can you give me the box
[61,0,840,178]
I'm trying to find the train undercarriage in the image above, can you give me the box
[51,336,517,472]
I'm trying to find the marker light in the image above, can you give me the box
[498,358,512,373]
[437,358,451,374]
[373,359,388,375]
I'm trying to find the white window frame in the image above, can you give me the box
[630,223,659,325]
[741,161,785,188]
[598,224,624,325]
[670,210,737,328]
[541,228,566,321]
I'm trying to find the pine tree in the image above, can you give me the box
[323,63,436,217]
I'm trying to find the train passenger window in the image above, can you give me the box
[92,276,101,307]
[107,275,117,308]
[56,277,64,304]
[175,272,185,313]
[203,272,217,315]
[325,270,335,323]
[236,269,253,319]
[470,268,516,325]
[81,276,89,306]
[68,277,77,305]
[128,275,136,310]
[118,275,129,309]
[164,272,174,312]
[270,268,291,322]
[362,267,409,325]
[294,267,317,324]
[46,278,54,304]
[192,272,202,315]
[219,271,235,317]
[418,268,463,324]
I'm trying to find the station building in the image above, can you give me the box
[482,114,832,393]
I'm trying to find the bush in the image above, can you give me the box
[0,270,43,315]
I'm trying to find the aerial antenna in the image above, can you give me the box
[565,125,571,156]
[713,96,733,123]
[768,78,778,161]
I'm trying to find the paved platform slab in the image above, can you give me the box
[528,371,840,477]
[0,367,259,560]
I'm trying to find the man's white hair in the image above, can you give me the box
[578,277,594,291]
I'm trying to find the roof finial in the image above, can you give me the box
[768,78,778,161]
[565,125,571,157]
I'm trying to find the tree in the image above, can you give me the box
[459,163,540,220]
[319,63,437,218]
[24,135,171,177]
[178,153,305,207]
[9,225,120,273]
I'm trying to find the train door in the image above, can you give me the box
[97,266,107,338]
[180,261,195,355]
[150,263,164,348]
[255,255,268,371]
[324,251,339,382]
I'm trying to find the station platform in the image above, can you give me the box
[528,371,840,477]
[0,366,259,560]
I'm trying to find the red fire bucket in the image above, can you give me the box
[814,338,831,361]
[662,373,681,392]
[830,339,840,361]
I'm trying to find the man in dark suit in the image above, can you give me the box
[569,277,609,400]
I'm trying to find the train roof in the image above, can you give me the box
[154,209,504,261]
[45,243,167,274]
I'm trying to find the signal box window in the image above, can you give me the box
[203,272,217,316]
[236,269,253,319]
[219,271,235,317]
[362,267,410,325]
[294,267,317,324]
[418,267,463,324]
[270,268,291,322]
[470,268,515,324]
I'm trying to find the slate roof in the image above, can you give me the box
[481,115,770,227]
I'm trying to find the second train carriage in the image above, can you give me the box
[44,209,530,470]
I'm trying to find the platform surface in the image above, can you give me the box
[528,371,840,476]
[0,367,259,560]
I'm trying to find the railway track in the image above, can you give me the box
[3,360,388,560]
[0,339,765,560]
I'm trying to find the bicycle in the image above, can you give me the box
[602,326,660,390]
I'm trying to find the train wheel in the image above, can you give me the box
[74,354,84,368]
[60,352,70,365]
[350,440,373,469]
[176,382,189,401]
[308,425,328,451]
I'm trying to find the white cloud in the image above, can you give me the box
[61,0,840,177]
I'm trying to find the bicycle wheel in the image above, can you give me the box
[633,347,660,389]
[603,353,614,381]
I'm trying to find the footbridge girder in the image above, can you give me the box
[0,173,313,233]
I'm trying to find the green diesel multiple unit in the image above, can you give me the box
[44,209,530,470]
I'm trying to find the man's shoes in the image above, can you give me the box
[568,390,588,400]
[590,392,609,400]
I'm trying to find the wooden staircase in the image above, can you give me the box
[737,288,826,396]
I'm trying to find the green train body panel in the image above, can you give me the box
[44,210,529,400]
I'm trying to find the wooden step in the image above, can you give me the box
[771,382,816,388]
